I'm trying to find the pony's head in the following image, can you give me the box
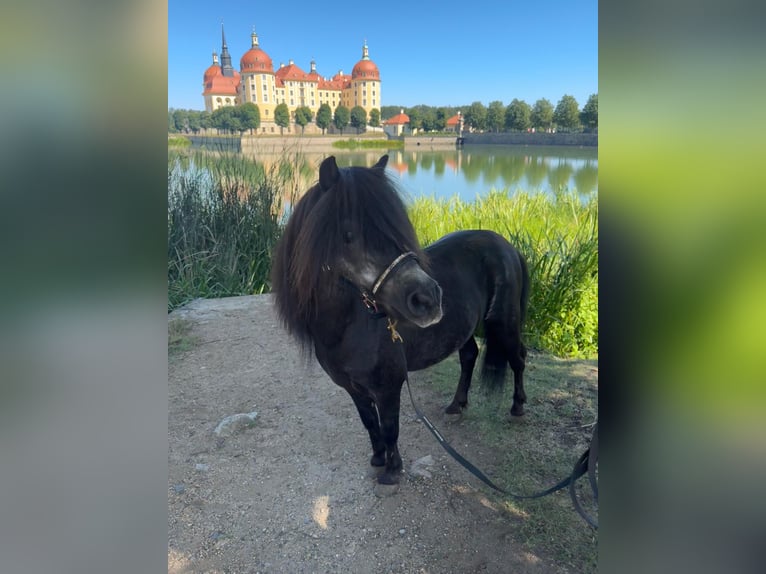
[272,154,442,344]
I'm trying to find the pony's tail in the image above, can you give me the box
[480,321,509,393]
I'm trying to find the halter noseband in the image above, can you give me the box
[371,251,418,296]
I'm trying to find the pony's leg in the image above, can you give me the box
[445,336,479,414]
[373,382,404,485]
[348,391,386,467]
[509,337,528,417]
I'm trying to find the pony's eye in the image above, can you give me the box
[343,231,354,244]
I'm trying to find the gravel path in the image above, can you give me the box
[168,295,564,574]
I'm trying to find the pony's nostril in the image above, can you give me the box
[407,291,434,314]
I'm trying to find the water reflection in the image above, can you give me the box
[241,144,597,201]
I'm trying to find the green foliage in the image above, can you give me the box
[168,136,191,147]
[554,95,581,131]
[408,190,598,358]
[333,105,350,134]
[349,106,367,134]
[294,106,313,134]
[240,102,261,133]
[531,98,554,131]
[486,100,506,133]
[505,98,532,131]
[274,103,290,134]
[331,138,403,150]
[368,108,381,127]
[315,103,332,134]
[580,93,598,129]
[464,101,488,131]
[167,149,308,311]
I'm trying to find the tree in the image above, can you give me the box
[239,103,261,134]
[168,109,177,133]
[316,104,332,134]
[407,108,422,133]
[334,105,350,135]
[434,107,449,132]
[531,98,554,132]
[505,99,532,131]
[274,103,290,135]
[420,107,438,132]
[173,109,189,133]
[350,106,367,134]
[580,94,598,130]
[553,95,581,131]
[368,108,380,128]
[294,106,313,134]
[211,106,238,134]
[199,110,211,132]
[464,101,487,132]
[187,111,202,134]
[486,101,505,133]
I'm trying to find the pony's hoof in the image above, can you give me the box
[510,405,525,417]
[444,411,462,424]
[373,482,400,497]
[444,403,463,415]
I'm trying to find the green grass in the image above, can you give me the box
[332,138,404,150]
[409,189,598,358]
[168,136,191,147]
[416,350,598,572]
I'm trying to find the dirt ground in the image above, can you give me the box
[168,295,575,574]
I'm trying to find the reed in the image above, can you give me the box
[167,149,302,311]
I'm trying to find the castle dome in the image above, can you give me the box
[351,41,380,81]
[240,30,274,73]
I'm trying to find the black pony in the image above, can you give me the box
[271,155,529,487]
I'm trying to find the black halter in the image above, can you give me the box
[355,251,418,316]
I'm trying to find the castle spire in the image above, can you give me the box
[362,39,369,60]
[251,26,259,48]
[219,22,234,77]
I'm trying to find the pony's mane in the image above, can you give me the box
[271,159,426,348]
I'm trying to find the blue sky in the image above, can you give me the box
[169,0,597,111]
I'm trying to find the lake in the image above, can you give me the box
[246,144,597,202]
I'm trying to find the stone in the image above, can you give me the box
[213,411,258,437]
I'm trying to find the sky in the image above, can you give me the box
[168,0,597,112]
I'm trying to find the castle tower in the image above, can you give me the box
[349,40,381,115]
[240,27,277,121]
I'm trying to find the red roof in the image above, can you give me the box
[240,47,273,73]
[446,114,461,126]
[352,59,380,80]
[275,62,309,82]
[203,71,240,96]
[384,112,409,125]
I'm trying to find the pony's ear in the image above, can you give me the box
[373,154,389,170]
[319,156,340,191]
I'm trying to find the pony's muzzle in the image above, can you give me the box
[407,282,443,327]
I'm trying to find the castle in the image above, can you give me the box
[202,25,381,131]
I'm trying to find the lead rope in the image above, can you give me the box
[403,374,598,528]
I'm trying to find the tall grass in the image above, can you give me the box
[409,189,598,358]
[167,149,305,311]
